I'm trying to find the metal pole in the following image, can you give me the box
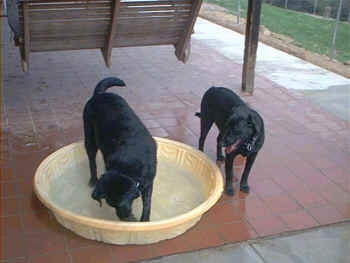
[313,0,318,15]
[237,0,241,24]
[330,0,343,61]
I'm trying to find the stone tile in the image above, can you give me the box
[111,244,157,263]
[1,233,27,261]
[143,243,264,263]
[247,215,288,237]
[70,245,115,263]
[1,197,21,216]
[28,251,71,263]
[24,232,66,257]
[251,223,350,263]
[308,205,347,225]
[280,209,319,230]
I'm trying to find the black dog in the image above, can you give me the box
[196,87,264,196]
[83,77,157,221]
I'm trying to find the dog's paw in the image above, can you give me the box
[216,160,224,167]
[124,214,137,222]
[217,155,225,162]
[240,184,250,193]
[88,178,97,187]
[224,185,234,196]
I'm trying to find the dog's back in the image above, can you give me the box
[83,77,156,173]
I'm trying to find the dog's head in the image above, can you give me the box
[222,106,263,154]
[91,171,140,221]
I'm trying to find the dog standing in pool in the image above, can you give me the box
[196,86,264,196]
[83,77,157,221]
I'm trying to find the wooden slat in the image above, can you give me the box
[22,0,109,3]
[117,16,189,24]
[31,37,106,51]
[120,0,193,7]
[28,20,110,35]
[120,5,192,13]
[117,22,186,33]
[28,8,111,20]
[114,36,179,47]
[26,1,111,10]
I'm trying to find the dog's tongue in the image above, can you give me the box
[225,140,241,154]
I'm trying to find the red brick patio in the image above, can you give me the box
[1,18,350,263]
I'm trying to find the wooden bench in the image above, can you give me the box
[10,0,202,71]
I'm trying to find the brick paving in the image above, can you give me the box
[1,18,350,262]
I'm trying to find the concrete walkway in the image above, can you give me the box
[144,222,350,263]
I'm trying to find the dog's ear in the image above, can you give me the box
[248,111,263,136]
[91,180,106,207]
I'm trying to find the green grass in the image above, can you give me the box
[204,0,350,62]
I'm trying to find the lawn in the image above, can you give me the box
[204,0,350,62]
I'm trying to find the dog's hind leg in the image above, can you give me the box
[140,184,153,221]
[84,119,98,186]
[239,153,257,193]
[224,153,235,195]
[199,117,214,152]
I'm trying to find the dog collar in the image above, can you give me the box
[244,136,258,152]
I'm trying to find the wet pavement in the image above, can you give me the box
[1,15,350,263]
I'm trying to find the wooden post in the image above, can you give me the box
[102,0,121,67]
[21,0,30,72]
[241,0,262,94]
[175,0,202,63]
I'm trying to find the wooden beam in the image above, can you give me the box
[21,1,30,72]
[241,0,262,94]
[101,0,121,67]
[175,0,202,62]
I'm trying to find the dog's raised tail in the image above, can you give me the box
[94,77,126,95]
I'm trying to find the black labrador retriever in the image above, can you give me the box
[83,77,157,221]
[196,86,264,196]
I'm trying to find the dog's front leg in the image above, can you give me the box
[224,153,235,195]
[239,153,257,193]
[216,134,225,162]
[84,121,98,186]
[140,184,153,222]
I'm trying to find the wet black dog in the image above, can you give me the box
[196,87,264,196]
[83,77,157,221]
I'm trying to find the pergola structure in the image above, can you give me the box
[7,0,262,93]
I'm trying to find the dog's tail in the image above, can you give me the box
[195,112,201,118]
[94,77,126,95]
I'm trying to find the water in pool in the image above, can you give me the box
[49,158,206,222]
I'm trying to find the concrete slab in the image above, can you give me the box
[300,85,350,121]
